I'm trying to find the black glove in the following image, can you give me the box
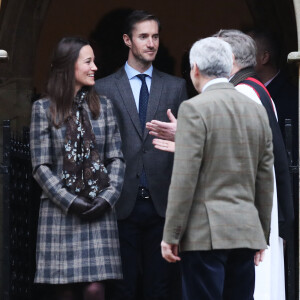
[81,197,111,221]
[69,196,93,215]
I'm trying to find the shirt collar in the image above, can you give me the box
[264,71,280,87]
[202,78,229,92]
[125,61,153,79]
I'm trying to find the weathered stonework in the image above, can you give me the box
[0,0,51,294]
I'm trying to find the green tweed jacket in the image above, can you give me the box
[163,82,274,251]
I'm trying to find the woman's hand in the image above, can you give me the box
[81,197,111,221]
[69,196,93,214]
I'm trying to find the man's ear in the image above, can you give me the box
[261,51,271,65]
[123,34,132,48]
[192,63,200,77]
[232,53,235,64]
[230,54,239,76]
[231,53,238,69]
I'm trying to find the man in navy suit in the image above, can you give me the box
[95,10,187,300]
[250,29,298,163]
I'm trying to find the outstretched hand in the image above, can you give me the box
[81,197,111,221]
[146,109,177,141]
[153,138,175,153]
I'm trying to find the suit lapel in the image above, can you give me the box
[144,69,163,139]
[115,68,143,138]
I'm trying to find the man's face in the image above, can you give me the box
[124,20,159,66]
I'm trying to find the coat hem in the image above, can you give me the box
[34,275,123,284]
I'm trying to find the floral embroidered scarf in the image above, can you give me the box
[62,89,109,199]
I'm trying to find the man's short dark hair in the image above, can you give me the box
[124,10,161,39]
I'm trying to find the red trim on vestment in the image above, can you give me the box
[244,77,275,112]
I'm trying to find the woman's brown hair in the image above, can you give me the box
[46,37,100,127]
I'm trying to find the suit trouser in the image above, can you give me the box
[110,190,175,300]
[180,248,256,300]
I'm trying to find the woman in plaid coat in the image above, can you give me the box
[30,37,125,300]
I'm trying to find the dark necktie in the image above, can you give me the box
[137,74,149,187]
[137,74,149,132]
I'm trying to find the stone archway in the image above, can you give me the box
[0,0,51,131]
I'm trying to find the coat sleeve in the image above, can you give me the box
[163,101,205,245]
[30,100,77,214]
[255,115,274,245]
[97,98,125,207]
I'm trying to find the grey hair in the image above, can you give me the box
[189,37,233,78]
[214,29,257,69]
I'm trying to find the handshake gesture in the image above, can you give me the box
[146,109,176,153]
[69,196,110,221]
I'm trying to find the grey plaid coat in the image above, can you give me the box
[30,96,125,284]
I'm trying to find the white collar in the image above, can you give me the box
[264,71,280,87]
[202,78,229,92]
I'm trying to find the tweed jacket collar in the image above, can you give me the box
[202,81,235,93]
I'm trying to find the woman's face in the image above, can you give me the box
[74,45,97,94]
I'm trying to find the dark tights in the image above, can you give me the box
[51,282,105,300]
